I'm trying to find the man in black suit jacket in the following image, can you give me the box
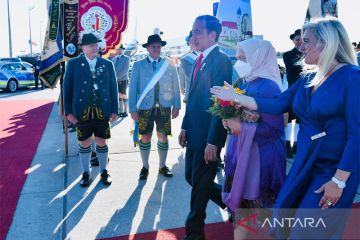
[178,15,232,240]
[282,29,303,158]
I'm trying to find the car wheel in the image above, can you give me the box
[7,79,18,92]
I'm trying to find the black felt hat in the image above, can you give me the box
[142,34,167,48]
[290,29,301,40]
[80,33,101,46]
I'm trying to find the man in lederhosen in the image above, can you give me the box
[179,31,198,102]
[111,44,130,117]
[128,34,181,180]
[63,33,118,187]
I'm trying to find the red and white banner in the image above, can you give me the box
[78,0,129,55]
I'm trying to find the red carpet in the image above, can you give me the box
[0,99,54,240]
[101,203,360,240]
[101,222,234,240]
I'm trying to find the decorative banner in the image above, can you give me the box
[213,2,219,16]
[40,0,64,88]
[78,0,129,55]
[305,0,338,22]
[63,0,79,59]
[216,0,253,56]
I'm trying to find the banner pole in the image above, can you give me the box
[60,2,69,157]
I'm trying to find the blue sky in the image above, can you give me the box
[1,0,359,57]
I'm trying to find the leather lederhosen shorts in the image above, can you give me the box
[138,104,171,135]
[75,107,111,141]
[117,80,128,94]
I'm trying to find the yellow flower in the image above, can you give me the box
[223,85,245,95]
[234,87,245,95]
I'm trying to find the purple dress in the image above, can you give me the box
[223,78,286,210]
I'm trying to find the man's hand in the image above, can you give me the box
[130,112,139,121]
[67,113,78,125]
[222,119,229,129]
[204,144,218,164]
[172,108,180,119]
[178,130,187,148]
[109,113,118,122]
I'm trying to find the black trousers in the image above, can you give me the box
[185,148,225,234]
[34,74,43,88]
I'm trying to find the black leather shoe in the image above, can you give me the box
[159,166,173,177]
[139,167,149,180]
[183,232,205,240]
[100,169,112,185]
[80,172,91,187]
[121,112,128,118]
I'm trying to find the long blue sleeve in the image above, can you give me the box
[252,81,284,143]
[255,77,303,115]
[108,61,119,115]
[172,67,181,109]
[128,62,139,113]
[63,60,75,116]
[337,74,360,173]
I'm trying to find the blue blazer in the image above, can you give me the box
[63,55,119,119]
[181,47,232,150]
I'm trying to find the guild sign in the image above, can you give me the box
[80,6,112,36]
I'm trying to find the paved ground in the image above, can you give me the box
[3,87,227,240]
[2,87,359,240]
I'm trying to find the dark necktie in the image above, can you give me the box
[192,53,204,83]
[152,60,157,71]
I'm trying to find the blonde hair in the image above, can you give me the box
[302,17,357,87]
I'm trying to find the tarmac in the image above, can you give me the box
[3,88,227,240]
[2,87,360,240]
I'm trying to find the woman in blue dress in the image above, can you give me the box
[211,17,360,239]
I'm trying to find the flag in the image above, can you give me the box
[131,121,140,147]
[40,0,64,88]
[63,0,79,60]
[78,0,129,57]
[305,0,338,22]
[213,2,219,16]
[216,0,253,56]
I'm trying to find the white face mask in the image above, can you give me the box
[234,60,252,78]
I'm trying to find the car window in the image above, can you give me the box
[23,63,32,68]
[1,64,12,70]
[11,63,24,70]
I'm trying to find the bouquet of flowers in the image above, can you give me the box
[208,86,260,123]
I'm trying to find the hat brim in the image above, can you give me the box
[80,39,102,46]
[142,41,167,48]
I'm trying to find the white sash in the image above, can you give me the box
[136,60,169,109]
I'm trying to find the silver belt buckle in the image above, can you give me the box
[311,131,326,140]
[155,103,160,108]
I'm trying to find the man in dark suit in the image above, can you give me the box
[178,15,232,240]
[282,29,303,158]
[63,33,118,187]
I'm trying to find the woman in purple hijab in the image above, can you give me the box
[222,39,286,234]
